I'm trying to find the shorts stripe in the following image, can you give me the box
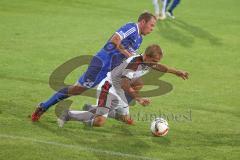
[98,81,112,108]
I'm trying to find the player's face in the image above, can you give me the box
[141,18,156,35]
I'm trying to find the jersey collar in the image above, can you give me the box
[136,23,140,35]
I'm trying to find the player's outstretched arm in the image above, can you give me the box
[121,77,150,106]
[110,34,133,57]
[150,63,189,80]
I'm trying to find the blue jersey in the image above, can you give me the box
[98,22,142,69]
[111,22,143,55]
[79,23,143,88]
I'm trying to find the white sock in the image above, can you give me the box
[88,104,97,112]
[68,110,94,122]
[86,105,116,119]
[84,118,94,127]
[161,0,168,16]
[152,0,160,15]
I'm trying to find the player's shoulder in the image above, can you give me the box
[124,22,136,27]
[122,22,137,31]
[126,54,142,62]
[116,22,138,39]
[125,55,143,71]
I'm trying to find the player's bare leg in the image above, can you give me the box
[152,0,160,19]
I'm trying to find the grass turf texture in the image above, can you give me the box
[0,0,239,159]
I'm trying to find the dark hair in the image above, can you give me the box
[145,44,163,57]
[138,12,156,22]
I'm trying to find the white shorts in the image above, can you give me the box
[96,79,129,118]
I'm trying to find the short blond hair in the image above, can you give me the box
[138,12,157,22]
[144,44,163,57]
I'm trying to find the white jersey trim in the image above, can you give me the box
[135,23,140,35]
[124,27,136,38]
[115,32,123,40]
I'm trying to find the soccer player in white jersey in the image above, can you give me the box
[152,0,168,20]
[57,44,189,127]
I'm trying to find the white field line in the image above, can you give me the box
[0,134,160,160]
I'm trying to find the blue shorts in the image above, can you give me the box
[78,51,126,88]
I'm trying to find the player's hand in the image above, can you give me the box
[175,70,189,80]
[136,97,150,106]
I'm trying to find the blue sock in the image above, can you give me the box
[40,87,69,110]
[168,0,180,13]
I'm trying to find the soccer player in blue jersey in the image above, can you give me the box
[31,12,157,121]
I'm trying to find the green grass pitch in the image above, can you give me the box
[0,0,239,159]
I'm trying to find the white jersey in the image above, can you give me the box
[106,55,150,90]
[96,55,150,117]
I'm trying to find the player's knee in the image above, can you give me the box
[132,84,143,91]
[93,116,106,127]
[131,79,144,91]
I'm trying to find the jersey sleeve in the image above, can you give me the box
[115,23,137,40]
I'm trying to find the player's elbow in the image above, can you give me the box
[110,34,121,47]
